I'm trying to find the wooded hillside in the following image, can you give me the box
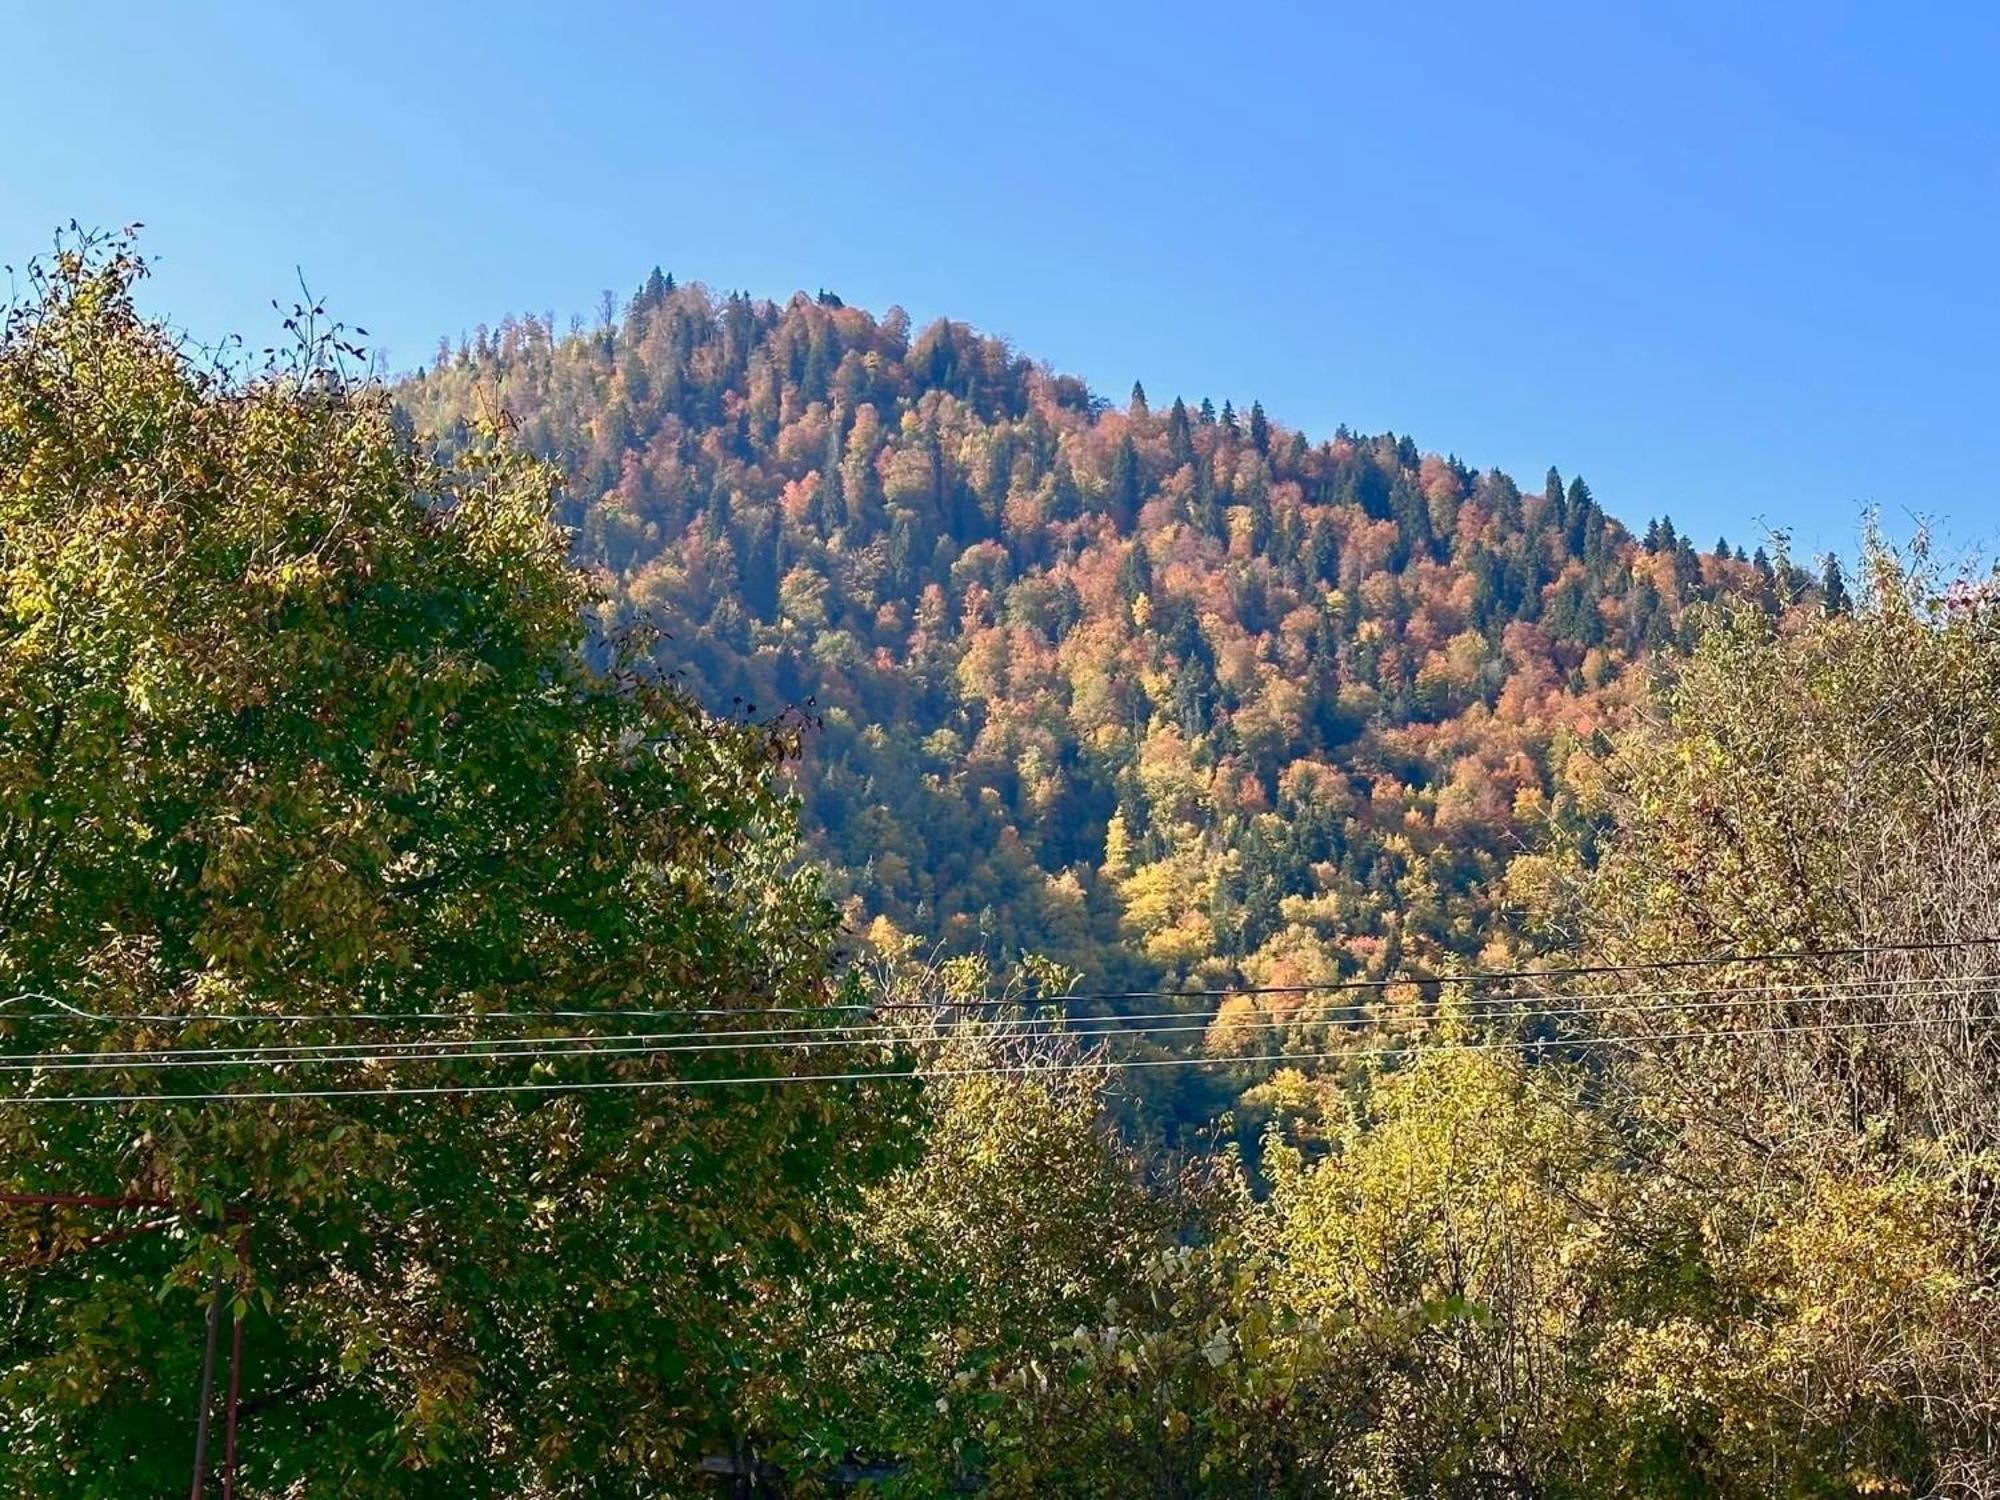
[400,277,1844,1013]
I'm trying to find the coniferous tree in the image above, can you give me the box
[1167,397,1194,466]
[820,422,847,530]
[1118,538,1152,602]
[1390,475,1435,564]
[1108,433,1141,530]
[1308,517,1341,583]
[1673,536,1700,597]
[1563,476,1595,553]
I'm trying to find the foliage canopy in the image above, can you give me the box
[0,237,907,1496]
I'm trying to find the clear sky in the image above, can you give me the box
[5,0,1997,557]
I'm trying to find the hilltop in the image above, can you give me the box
[399,276,1834,1011]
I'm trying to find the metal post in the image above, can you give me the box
[188,1275,225,1500]
[221,1223,248,1500]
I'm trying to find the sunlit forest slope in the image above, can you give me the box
[399,276,1844,994]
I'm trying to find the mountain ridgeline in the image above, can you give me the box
[398,275,1837,997]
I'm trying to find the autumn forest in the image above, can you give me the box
[4,238,1998,1499]
[398,273,1854,1142]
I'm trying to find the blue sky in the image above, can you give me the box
[5,0,1997,557]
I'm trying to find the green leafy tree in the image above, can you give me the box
[1258,1048,1632,1497]
[0,237,907,1496]
[789,953,1305,1498]
[1558,546,2000,1495]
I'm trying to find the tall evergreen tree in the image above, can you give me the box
[1167,397,1194,467]
[1307,516,1341,583]
[1108,433,1141,530]
[1562,477,1595,556]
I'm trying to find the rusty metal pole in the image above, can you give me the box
[220,1222,248,1500]
[189,1274,225,1500]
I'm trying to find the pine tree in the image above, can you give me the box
[1108,433,1141,530]
[1130,380,1148,416]
[1563,477,1596,557]
[1308,517,1340,582]
[1673,536,1701,597]
[1821,555,1852,612]
[1167,398,1194,467]
[1248,399,1270,455]
[801,320,834,402]
[1390,475,1435,564]
[1118,539,1152,602]
[819,422,846,530]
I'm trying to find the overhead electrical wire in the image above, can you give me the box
[0,974,1990,1075]
[0,1011,1986,1108]
[5,937,1996,1028]
[1004,937,2000,1007]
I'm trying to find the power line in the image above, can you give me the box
[0,974,1978,1069]
[2,973,1989,1070]
[883,937,2000,1010]
[1,975,1990,1075]
[0,1012,1986,1107]
[6,937,1994,1027]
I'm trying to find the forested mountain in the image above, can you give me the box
[399,276,1839,999]
[15,237,2000,1499]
